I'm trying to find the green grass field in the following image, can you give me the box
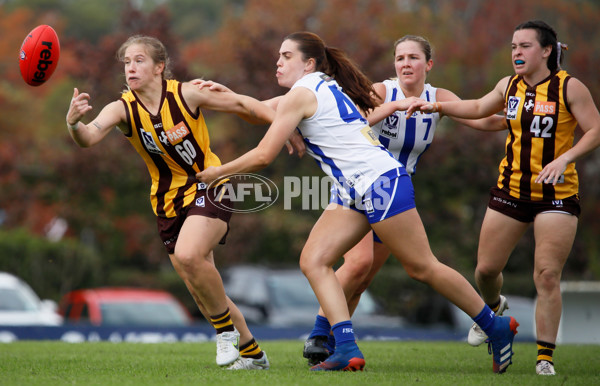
[1,340,598,385]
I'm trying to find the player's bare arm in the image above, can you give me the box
[536,77,600,184]
[181,82,274,124]
[67,88,125,148]
[196,87,311,184]
[406,77,509,118]
[436,88,507,131]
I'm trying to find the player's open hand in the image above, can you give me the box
[189,79,232,93]
[285,130,306,158]
[406,99,436,117]
[67,88,92,125]
[535,156,568,185]
[396,96,424,113]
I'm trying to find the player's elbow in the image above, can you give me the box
[71,137,90,148]
[78,141,95,148]
[253,147,277,170]
[255,152,274,169]
[72,134,97,148]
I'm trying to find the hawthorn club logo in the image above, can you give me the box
[208,173,279,213]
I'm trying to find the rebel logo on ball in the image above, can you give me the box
[19,25,61,87]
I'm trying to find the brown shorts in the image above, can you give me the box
[487,186,580,223]
[157,184,233,254]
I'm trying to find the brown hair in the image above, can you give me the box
[285,31,379,112]
[393,35,433,62]
[116,35,173,79]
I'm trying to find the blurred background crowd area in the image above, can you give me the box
[1,0,599,322]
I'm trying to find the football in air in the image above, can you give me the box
[19,25,60,86]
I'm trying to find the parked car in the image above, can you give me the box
[59,288,194,327]
[0,271,63,326]
[222,265,404,328]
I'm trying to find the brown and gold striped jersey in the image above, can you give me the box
[500,70,578,201]
[120,79,222,217]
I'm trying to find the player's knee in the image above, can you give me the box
[172,250,207,273]
[344,258,372,282]
[299,253,316,278]
[403,262,432,283]
[300,257,335,286]
[354,280,371,296]
[475,262,502,279]
[533,267,561,293]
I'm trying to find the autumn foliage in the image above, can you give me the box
[1,0,599,307]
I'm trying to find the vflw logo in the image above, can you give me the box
[506,96,521,120]
[384,114,399,128]
[381,113,399,138]
[140,129,164,154]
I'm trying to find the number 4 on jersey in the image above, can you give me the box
[328,85,365,123]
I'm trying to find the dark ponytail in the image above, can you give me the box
[285,31,379,113]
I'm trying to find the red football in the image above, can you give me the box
[19,25,60,86]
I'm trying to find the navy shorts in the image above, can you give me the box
[487,186,580,223]
[157,184,233,254]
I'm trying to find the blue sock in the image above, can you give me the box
[309,315,331,339]
[331,320,355,347]
[473,304,496,337]
[326,333,336,354]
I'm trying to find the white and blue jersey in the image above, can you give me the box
[293,72,415,224]
[292,72,402,202]
[371,80,440,175]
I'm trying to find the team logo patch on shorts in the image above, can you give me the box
[364,198,374,213]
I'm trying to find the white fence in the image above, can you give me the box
[557,281,600,344]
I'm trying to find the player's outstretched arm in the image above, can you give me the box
[187,81,305,156]
[407,77,510,118]
[196,87,311,184]
[66,88,124,148]
[436,88,507,132]
[182,82,275,124]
